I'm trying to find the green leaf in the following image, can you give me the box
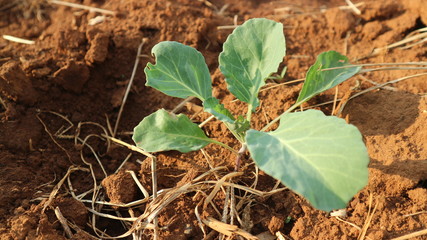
[203,97,235,123]
[219,18,286,110]
[295,51,361,106]
[246,110,369,211]
[133,109,211,153]
[231,116,251,134]
[145,41,212,101]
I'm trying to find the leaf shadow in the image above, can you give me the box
[369,158,427,184]
[343,90,420,136]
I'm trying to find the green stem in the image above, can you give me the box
[208,139,239,154]
[246,104,253,122]
[224,122,245,143]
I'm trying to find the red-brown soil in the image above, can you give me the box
[0,0,426,239]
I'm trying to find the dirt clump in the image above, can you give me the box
[102,170,138,205]
[0,61,37,104]
[53,61,90,93]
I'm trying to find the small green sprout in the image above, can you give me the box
[133,18,369,212]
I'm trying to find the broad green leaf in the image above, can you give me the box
[295,51,361,106]
[203,97,235,123]
[246,110,369,211]
[133,109,211,153]
[219,18,286,110]
[145,41,212,101]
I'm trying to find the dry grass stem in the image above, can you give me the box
[171,96,195,113]
[115,153,132,173]
[78,134,108,177]
[0,95,8,111]
[195,205,207,237]
[359,66,427,73]
[358,29,427,60]
[114,39,146,137]
[151,154,159,240]
[104,135,154,158]
[338,2,364,10]
[343,31,351,55]
[79,197,150,208]
[49,0,116,15]
[276,231,293,240]
[344,0,361,15]
[127,170,150,199]
[217,4,229,15]
[203,181,287,197]
[358,193,378,240]
[37,111,74,138]
[201,149,224,181]
[105,135,159,239]
[199,115,216,128]
[402,210,427,217]
[2,35,35,44]
[204,172,243,209]
[202,217,258,240]
[320,62,427,72]
[391,229,427,240]
[335,217,373,240]
[54,207,73,238]
[75,121,111,151]
[36,112,72,162]
[220,186,232,240]
[303,72,427,114]
[337,72,427,115]
[42,166,88,213]
[260,78,305,92]
[198,0,216,10]
[86,208,138,222]
[331,86,339,115]
[230,187,236,225]
[217,25,239,30]
[217,15,239,30]
[358,75,396,91]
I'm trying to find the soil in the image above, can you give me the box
[0,0,426,239]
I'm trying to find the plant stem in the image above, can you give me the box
[246,104,253,122]
[208,139,239,154]
[234,143,247,171]
[224,122,245,143]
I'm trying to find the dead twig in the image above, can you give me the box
[113,38,147,137]
[202,217,258,240]
[391,229,427,240]
[103,135,159,240]
[42,166,89,213]
[358,193,378,240]
[55,207,73,238]
[36,111,73,162]
[358,28,427,60]
[2,35,35,44]
[337,72,427,115]
[49,0,116,15]
[344,0,361,15]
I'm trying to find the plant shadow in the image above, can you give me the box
[343,90,420,136]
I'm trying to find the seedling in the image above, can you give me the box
[133,18,369,211]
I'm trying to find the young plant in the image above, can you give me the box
[133,18,369,211]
